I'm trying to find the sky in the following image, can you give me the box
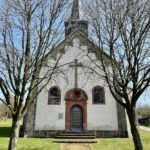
[137,89,150,106]
[0,0,149,107]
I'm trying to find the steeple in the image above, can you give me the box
[65,0,88,37]
[71,0,80,19]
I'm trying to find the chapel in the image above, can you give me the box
[23,0,128,138]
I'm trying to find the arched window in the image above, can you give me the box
[92,86,105,104]
[48,86,61,105]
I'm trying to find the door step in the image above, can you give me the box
[55,135,95,139]
[54,132,97,143]
[55,133,96,139]
[58,133,95,136]
[53,139,97,143]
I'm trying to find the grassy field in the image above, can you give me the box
[0,119,150,150]
[93,131,150,150]
[0,119,59,150]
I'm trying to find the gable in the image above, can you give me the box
[46,31,111,66]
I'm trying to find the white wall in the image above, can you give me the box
[35,38,118,131]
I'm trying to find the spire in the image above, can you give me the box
[70,0,83,20]
[65,0,88,37]
[71,0,79,19]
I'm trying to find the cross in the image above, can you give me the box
[69,59,83,88]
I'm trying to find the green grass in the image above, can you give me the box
[93,138,134,150]
[0,138,60,150]
[0,119,150,150]
[0,119,12,137]
[0,119,59,150]
[93,131,150,150]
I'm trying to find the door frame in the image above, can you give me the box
[65,88,88,131]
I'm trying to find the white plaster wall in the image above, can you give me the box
[87,85,118,130]
[35,38,118,131]
[35,88,65,130]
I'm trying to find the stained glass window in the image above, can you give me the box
[93,86,105,104]
[48,87,60,105]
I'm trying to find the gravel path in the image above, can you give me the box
[139,126,150,132]
[61,144,92,150]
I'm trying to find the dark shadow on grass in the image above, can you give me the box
[0,127,11,137]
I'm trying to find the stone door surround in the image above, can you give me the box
[65,88,88,131]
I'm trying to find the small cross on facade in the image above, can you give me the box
[69,59,83,88]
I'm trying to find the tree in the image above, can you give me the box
[0,98,13,121]
[0,103,10,120]
[0,0,68,150]
[84,0,150,150]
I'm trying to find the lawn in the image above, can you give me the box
[93,131,150,150]
[0,119,59,150]
[0,119,150,150]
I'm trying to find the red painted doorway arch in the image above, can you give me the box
[65,88,88,131]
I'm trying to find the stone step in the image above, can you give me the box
[55,135,96,139]
[53,139,97,144]
[58,133,95,136]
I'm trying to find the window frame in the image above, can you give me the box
[48,86,61,105]
[92,86,105,104]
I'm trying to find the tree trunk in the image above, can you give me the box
[127,107,143,150]
[8,118,20,150]
[5,111,8,122]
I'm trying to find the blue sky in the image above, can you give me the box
[0,0,149,107]
[137,88,150,106]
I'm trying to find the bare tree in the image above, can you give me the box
[0,103,9,120]
[84,0,150,150]
[0,0,68,150]
[0,97,13,121]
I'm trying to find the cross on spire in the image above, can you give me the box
[71,0,80,19]
[69,59,83,88]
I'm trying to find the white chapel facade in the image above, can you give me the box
[23,0,128,138]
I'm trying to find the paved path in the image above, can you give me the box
[61,144,92,150]
[139,126,150,132]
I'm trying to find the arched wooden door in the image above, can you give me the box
[70,105,83,131]
[65,88,88,131]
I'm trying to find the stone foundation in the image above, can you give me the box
[23,130,128,138]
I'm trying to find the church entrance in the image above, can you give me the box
[65,88,88,132]
[70,105,83,131]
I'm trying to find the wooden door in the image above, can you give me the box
[70,105,83,131]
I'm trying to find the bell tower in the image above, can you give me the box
[65,0,88,37]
